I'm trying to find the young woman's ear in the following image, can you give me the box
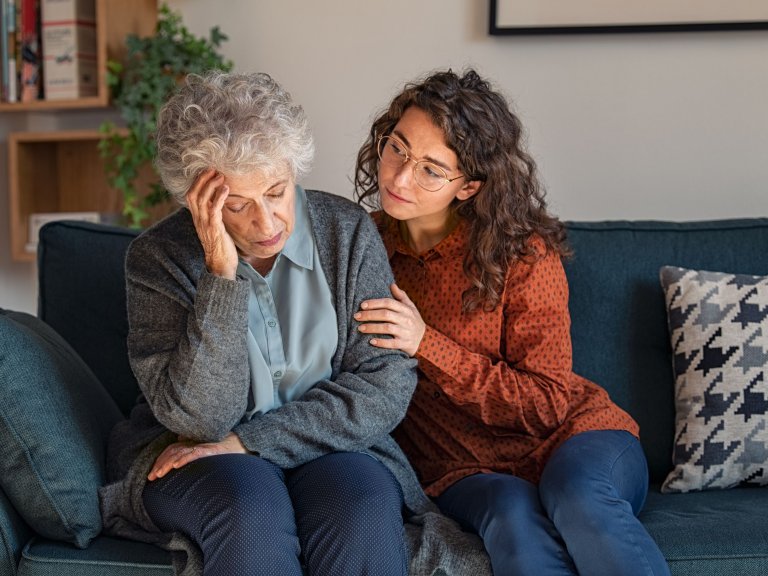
[456,180,482,201]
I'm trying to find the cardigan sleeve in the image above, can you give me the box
[233,210,418,468]
[415,249,575,436]
[125,228,252,442]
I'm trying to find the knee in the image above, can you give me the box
[540,477,596,534]
[466,475,542,539]
[192,454,296,534]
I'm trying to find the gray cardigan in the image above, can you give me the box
[99,189,490,575]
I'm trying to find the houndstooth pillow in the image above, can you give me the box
[660,266,768,493]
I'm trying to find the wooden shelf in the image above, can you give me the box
[0,0,156,111]
[9,131,119,261]
[8,129,171,262]
[3,0,159,262]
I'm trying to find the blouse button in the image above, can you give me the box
[267,320,277,328]
[432,391,441,399]
[273,370,283,378]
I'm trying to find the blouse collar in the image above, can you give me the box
[376,211,468,261]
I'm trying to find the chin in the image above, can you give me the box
[380,199,412,221]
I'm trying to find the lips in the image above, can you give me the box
[256,232,283,247]
[384,187,411,204]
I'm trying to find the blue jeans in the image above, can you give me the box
[143,452,407,576]
[436,430,670,576]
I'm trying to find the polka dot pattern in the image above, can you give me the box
[376,214,639,496]
[143,452,407,575]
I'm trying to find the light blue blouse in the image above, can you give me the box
[236,186,338,418]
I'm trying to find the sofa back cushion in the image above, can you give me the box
[37,221,141,416]
[564,218,768,483]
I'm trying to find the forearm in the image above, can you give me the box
[233,354,417,467]
[128,270,252,441]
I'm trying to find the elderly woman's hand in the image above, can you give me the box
[356,283,426,357]
[187,169,239,280]
[147,432,248,481]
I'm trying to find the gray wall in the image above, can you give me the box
[1,0,767,313]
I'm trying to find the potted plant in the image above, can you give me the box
[99,4,233,228]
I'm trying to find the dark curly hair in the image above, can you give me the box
[354,68,570,313]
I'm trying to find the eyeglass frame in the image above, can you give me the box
[376,134,466,192]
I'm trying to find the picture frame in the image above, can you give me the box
[489,0,768,35]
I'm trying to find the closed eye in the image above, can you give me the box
[225,203,248,213]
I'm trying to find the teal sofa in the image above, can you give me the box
[1,214,767,575]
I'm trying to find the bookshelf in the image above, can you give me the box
[0,0,156,111]
[8,129,168,262]
[2,0,157,262]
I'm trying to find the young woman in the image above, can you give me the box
[354,69,671,576]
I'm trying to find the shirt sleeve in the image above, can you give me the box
[415,249,574,436]
[126,234,252,443]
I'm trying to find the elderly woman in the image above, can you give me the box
[97,71,424,576]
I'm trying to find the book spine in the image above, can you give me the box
[1,0,7,101]
[41,0,96,100]
[20,0,41,101]
[5,0,17,102]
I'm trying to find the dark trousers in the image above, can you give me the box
[143,451,407,576]
[436,430,671,576]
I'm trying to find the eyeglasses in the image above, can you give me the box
[377,135,465,192]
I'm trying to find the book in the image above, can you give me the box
[1,0,8,101]
[41,0,96,100]
[4,0,18,102]
[26,211,101,252]
[20,0,41,101]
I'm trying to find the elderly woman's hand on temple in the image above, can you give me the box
[187,169,239,280]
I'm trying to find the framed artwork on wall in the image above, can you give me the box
[489,0,768,35]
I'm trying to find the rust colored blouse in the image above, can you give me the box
[375,214,639,497]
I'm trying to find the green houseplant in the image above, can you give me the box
[99,4,233,228]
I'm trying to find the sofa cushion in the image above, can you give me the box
[37,220,141,416]
[641,485,768,575]
[564,218,768,483]
[659,266,768,492]
[0,486,32,576]
[0,309,123,548]
[17,536,172,576]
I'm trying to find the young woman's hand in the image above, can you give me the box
[186,169,238,279]
[356,283,426,357]
[147,432,248,481]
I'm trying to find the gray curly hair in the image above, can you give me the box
[155,70,314,204]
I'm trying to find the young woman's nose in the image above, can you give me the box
[392,160,415,188]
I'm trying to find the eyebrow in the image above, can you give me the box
[225,179,289,200]
[392,130,454,172]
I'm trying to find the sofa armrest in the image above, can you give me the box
[0,487,32,576]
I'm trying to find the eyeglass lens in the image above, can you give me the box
[377,136,450,192]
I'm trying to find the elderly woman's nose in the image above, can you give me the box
[250,203,276,232]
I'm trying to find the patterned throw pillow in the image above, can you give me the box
[660,266,768,493]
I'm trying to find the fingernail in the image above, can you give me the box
[361,302,368,309]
